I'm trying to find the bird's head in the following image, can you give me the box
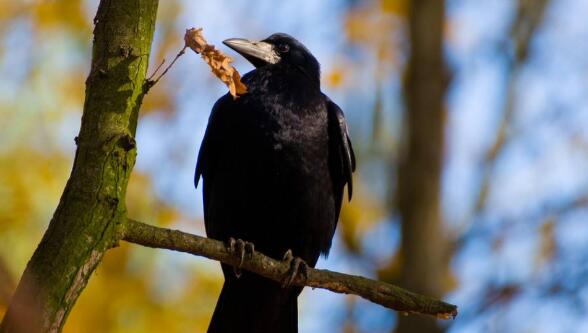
[223,33,320,84]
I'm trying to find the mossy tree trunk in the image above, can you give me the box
[0,1,158,332]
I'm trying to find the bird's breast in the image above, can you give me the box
[245,96,327,168]
[212,72,336,260]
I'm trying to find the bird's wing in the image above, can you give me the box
[326,97,356,203]
[195,94,232,234]
[195,96,227,188]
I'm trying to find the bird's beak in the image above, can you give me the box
[223,38,280,67]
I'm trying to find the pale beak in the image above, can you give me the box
[223,38,280,67]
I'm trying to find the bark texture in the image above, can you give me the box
[0,1,158,332]
[396,1,449,332]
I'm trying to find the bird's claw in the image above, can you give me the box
[281,249,308,288]
[227,237,255,278]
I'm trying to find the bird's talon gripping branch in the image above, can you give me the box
[282,249,293,262]
[244,241,255,258]
[281,249,308,288]
[227,237,255,278]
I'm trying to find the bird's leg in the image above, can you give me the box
[281,249,309,288]
[227,237,255,278]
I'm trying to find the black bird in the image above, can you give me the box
[195,33,355,333]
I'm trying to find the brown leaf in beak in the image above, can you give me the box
[184,28,248,99]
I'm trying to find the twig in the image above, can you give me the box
[122,219,458,319]
[144,46,187,92]
[147,58,166,81]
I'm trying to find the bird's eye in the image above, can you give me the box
[277,44,290,53]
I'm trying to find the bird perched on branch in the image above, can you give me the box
[195,33,355,333]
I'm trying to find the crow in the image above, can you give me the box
[195,33,355,333]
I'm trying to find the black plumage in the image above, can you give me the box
[195,33,355,333]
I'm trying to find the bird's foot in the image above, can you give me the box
[281,249,308,288]
[227,237,255,278]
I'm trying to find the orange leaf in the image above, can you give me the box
[184,28,248,99]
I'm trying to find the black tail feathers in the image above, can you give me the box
[207,274,299,333]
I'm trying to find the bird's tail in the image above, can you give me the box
[207,273,299,333]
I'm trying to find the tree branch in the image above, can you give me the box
[452,0,552,252]
[122,219,458,320]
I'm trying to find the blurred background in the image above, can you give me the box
[1,0,588,332]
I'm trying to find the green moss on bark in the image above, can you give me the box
[0,1,158,332]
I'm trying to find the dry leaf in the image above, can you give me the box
[184,28,248,99]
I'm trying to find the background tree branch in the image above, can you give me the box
[122,219,458,320]
[396,0,449,332]
[452,0,551,252]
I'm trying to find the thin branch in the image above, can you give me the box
[144,46,187,92]
[147,58,166,81]
[452,0,552,251]
[473,0,551,216]
[122,219,458,319]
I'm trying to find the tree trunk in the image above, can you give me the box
[0,1,158,332]
[396,1,448,332]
